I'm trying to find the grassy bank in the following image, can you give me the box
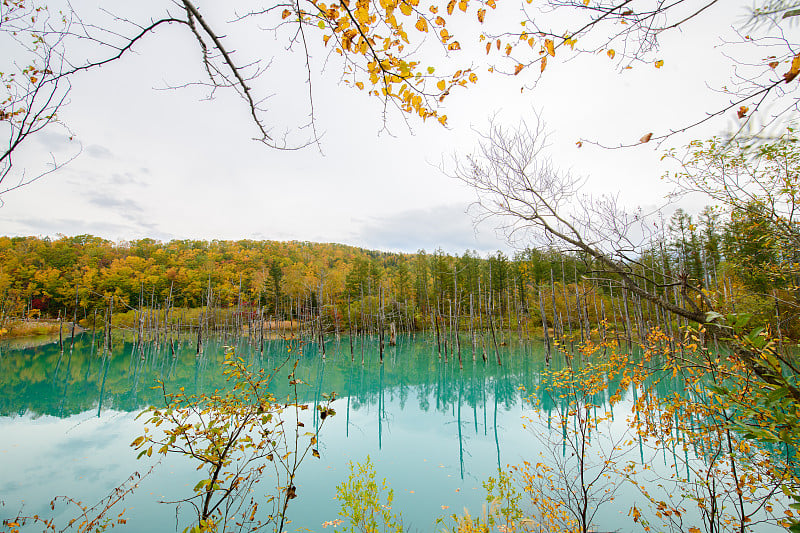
[0,319,66,339]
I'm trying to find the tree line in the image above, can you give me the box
[1,203,795,342]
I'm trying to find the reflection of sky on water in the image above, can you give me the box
[0,411,155,518]
[0,392,527,532]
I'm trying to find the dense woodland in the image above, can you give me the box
[1,201,796,343]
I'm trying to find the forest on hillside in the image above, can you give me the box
[1,201,796,342]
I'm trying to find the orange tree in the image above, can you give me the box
[470,330,797,533]
[619,328,796,533]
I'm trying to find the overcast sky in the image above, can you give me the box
[0,1,780,255]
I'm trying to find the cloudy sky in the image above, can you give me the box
[0,1,777,254]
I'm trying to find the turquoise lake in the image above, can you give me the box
[0,333,784,532]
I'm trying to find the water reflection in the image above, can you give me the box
[0,333,549,420]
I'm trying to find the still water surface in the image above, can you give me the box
[0,333,669,532]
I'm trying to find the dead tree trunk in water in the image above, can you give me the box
[359,285,365,365]
[106,296,113,353]
[378,286,385,363]
[550,270,561,343]
[71,283,79,350]
[347,294,354,360]
[469,293,476,361]
[434,297,442,358]
[317,276,326,357]
[477,279,488,363]
[488,265,501,365]
[453,265,462,362]
[58,310,63,352]
[538,285,551,363]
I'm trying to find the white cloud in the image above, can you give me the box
[354,204,510,254]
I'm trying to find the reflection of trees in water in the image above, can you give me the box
[330,338,535,416]
[0,333,685,421]
[0,334,519,416]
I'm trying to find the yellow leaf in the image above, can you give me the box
[486,41,491,54]
[544,38,555,57]
[458,0,467,12]
[282,9,292,19]
[446,0,455,14]
[505,43,512,55]
[640,132,652,143]
[469,72,478,82]
[576,140,582,148]
[435,15,445,25]
[783,52,800,82]
[416,17,428,31]
[438,114,447,125]
[400,2,413,15]
[355,81,364,89]
[477,8,485,22]
[655,59,664,68]
[437,79,446,90]
[540,56,546,72]
[427,66,435,73]
[514,63,524,75]
[737,105,748,119]
[607,49,615,59]
[448,41,461,50]
[486,0,496,8]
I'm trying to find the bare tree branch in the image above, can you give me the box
[452,115,800,399]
